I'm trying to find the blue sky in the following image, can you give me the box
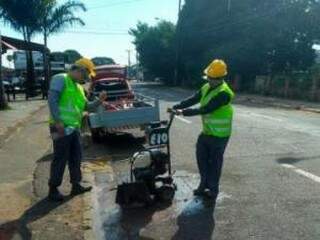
[1,0,182,66]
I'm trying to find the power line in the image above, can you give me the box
[65,30,129,35]
[71,27,129,32]
[87,0,145,10]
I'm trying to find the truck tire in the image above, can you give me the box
[91,128,102,143]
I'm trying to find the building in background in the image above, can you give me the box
[13,51,65,76]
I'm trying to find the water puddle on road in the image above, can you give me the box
[89,168,230,240]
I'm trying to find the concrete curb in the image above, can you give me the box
[170,86,320,114]
[82,172,96,240]
[81,159,115,240]
[0,103,47,148]
[237,97,320,114]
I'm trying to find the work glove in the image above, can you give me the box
[181,108,196,117]
[172,104,181,110]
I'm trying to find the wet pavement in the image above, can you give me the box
[92,166,226,240]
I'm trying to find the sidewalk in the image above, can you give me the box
[0,103,93,240]
[0,95,47,146]
[236,94,320,113]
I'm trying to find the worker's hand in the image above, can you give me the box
[55,122,65,137]
[102,101,109,108]
[167,108,173,113]
[176,109,183,116]
[172,104,180,110]
[99,91,107,102]
[83,111,89,117]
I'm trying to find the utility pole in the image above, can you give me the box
[227,0,231,14]
[126,49,131,79]
[174,0,182,86]
[126,49,131,68]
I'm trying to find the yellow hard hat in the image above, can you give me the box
[75,58,96,77]
[203,59,228,79]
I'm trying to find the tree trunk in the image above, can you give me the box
[284,75,290,98]
[43,32,50,99]
[0,33,8,109]
[233,74,241,91]
[25,30,36,99]
[310,74,319,101]
[264,75,272,96]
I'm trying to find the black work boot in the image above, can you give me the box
[193,187,206,197]
[204,190,218,201]
[48,187,64,202]
[71,183,92,196]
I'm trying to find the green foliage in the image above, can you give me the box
[92,57,115,66]
[64,49,82,63]
[130,20,176,84]
[177,0,320,87]
[39,0,86,46]
[0,0,41,38]
[0,0,41,96]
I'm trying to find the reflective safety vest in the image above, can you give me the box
[49,74,87,128]
[200,81,234,138]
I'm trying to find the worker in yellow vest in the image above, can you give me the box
[48,58,107,201]
[173,59,234,201]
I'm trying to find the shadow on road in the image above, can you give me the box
[103,133,146,162]
[0,196,74,240]
[172,198,216,240]
[277,155,320,165]
[102,202,173,240]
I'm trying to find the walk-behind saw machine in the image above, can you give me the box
[116,109,177,207]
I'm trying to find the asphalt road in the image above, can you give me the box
[89,83,320,240]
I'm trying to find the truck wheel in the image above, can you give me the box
[91,129,102,143]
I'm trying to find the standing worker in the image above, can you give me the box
[48,58,107,201]
[172,59,234,200]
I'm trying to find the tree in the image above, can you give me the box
[0,0,41,97]
[130,21,176,84]
[50,51,66,62]
[0,36,7,109]
[38,0,86,48]
[64,49,82,64]
[92,57,115,66]
[176,0,320,88]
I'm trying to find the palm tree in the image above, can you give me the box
[39,0,86,48]
[38,0,85,92]
[0,0,41,97]
[0,35,8,109]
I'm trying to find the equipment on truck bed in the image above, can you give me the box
[115,110,177,207]
[88,64,159,141]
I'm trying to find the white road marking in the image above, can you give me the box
[175,116,192,124]
[281,164,320,183]
[249,112,284,122]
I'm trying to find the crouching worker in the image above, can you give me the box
[48,58,107,201]
[172,59,234,201]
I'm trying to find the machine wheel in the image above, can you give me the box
[155,185,176,203]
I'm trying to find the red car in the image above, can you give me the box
[90,64,134,103]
